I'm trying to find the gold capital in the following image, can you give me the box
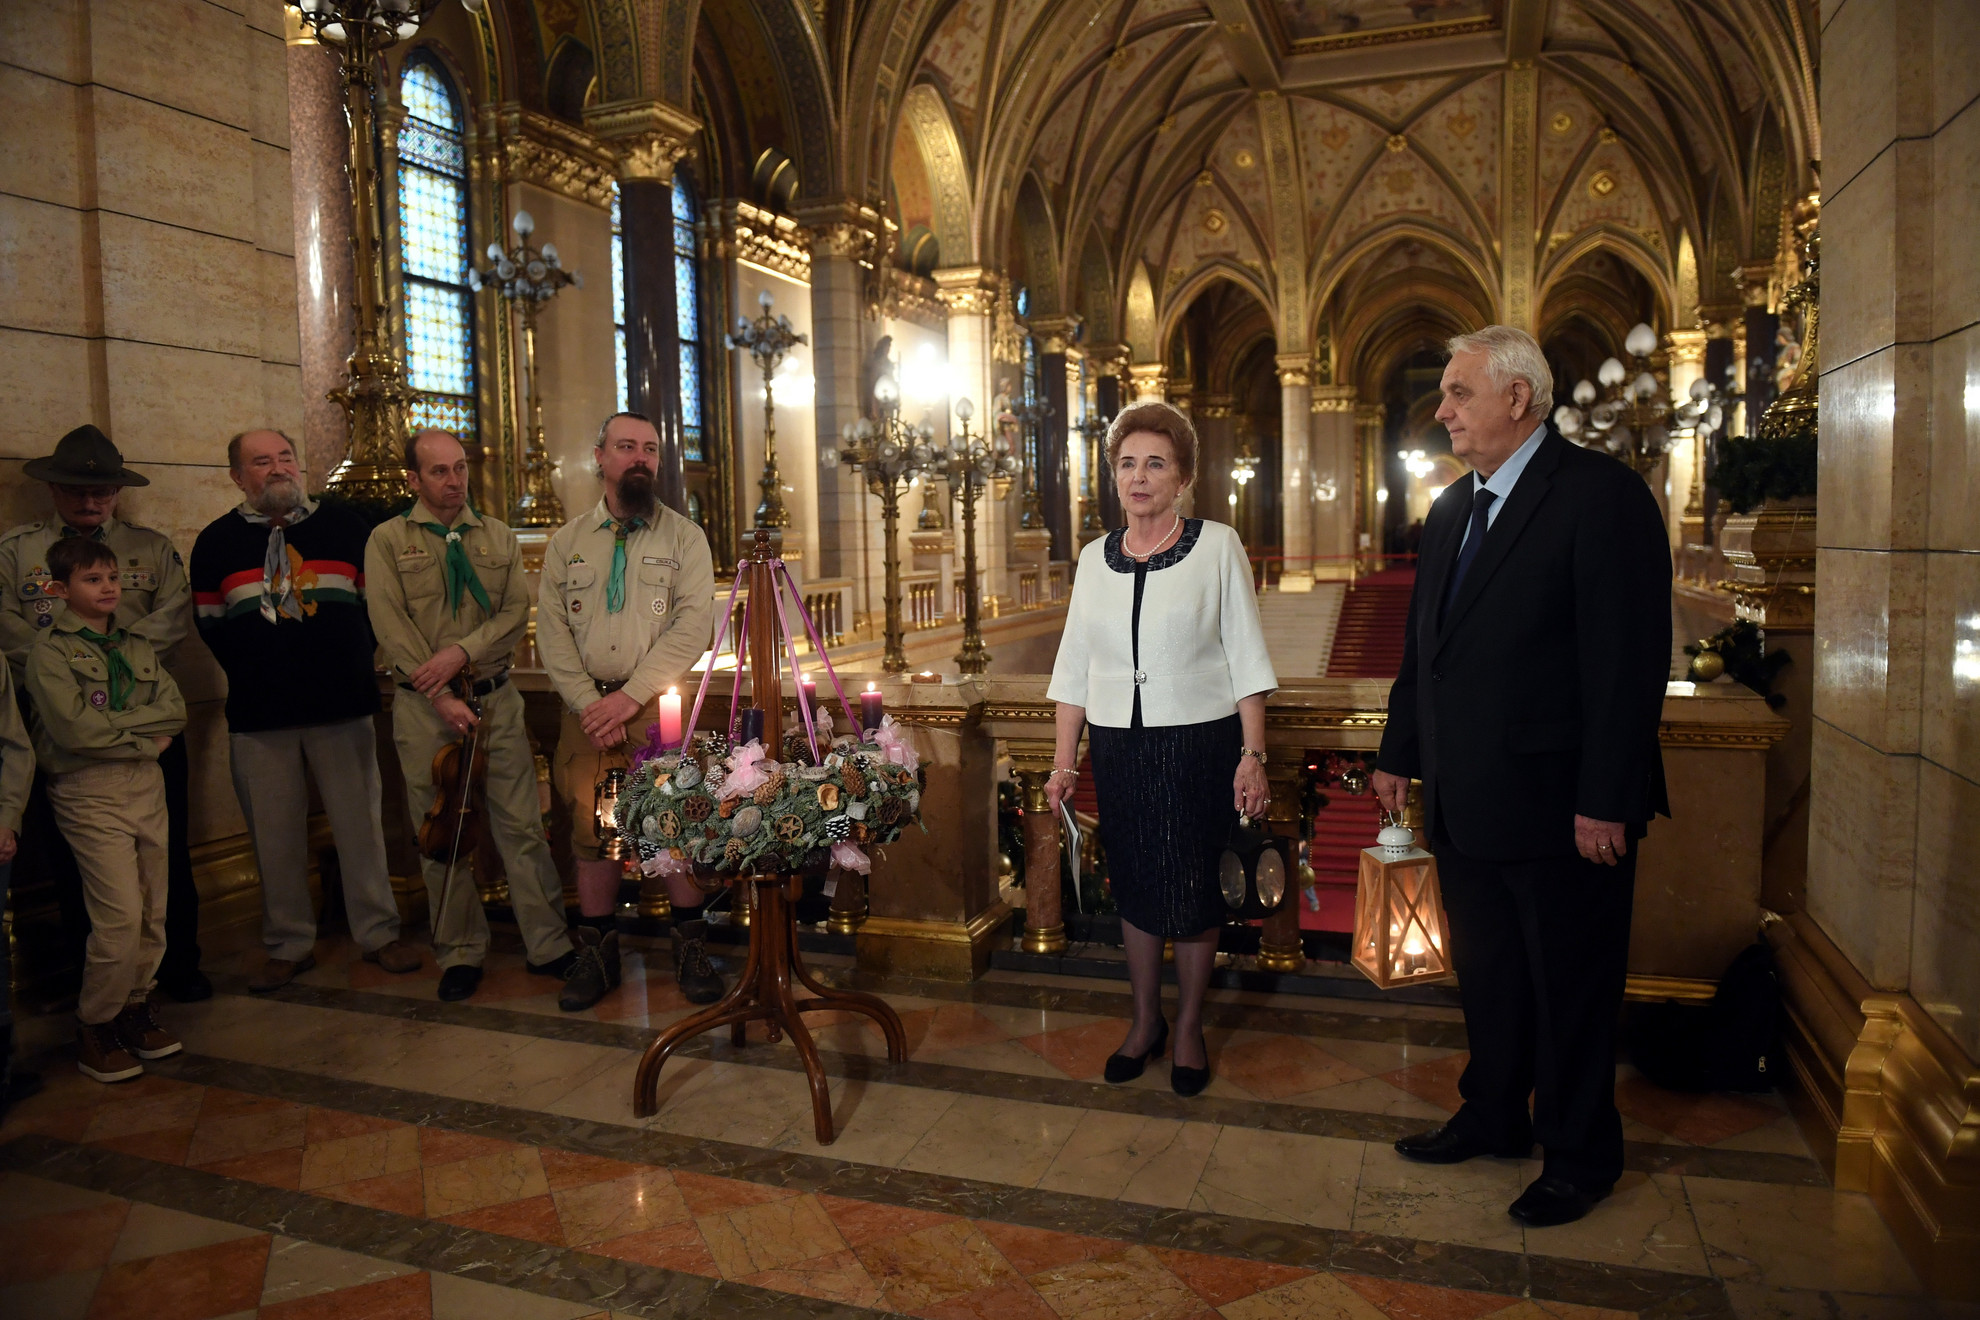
[584,99,701,184]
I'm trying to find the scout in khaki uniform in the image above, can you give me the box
[0,424,207,1002]
[366,431,575,1003]
[24,537,186,1085]
[537,412,717,1011]
[0,653,36,1115]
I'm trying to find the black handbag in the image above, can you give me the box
[1219,815,1290,919]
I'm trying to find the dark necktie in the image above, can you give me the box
[1441,485,1498,622]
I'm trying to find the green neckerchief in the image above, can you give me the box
[605,515,645,614]
[76,626,135,711]
[413,517,492,618]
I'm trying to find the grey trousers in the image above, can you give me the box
[230,716,401,962]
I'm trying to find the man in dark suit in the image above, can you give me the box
[1373,325,1672,1227]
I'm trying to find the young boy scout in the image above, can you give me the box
[26,536,187,1083]
[537,412,717,1011]
[365,430,575,1003]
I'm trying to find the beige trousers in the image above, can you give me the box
[552,696,659,858]
[47,760,169,1025]
[393,680,572,969]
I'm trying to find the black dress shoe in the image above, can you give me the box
[156,970,213,1003]
[1102,1018,1168,1084]
[527,951,577,979]
[1508,1174,1607,1227]
[437,965,483,1002]
[1394,1123,1533,1164]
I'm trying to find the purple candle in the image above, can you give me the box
[860,682,883,733]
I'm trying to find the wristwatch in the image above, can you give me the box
[1240,747,1268,765]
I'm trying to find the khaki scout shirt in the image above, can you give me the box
[24,609,187,777]
[0,663,31,833]
[364,502,530,686]
[0,516,192,679]
[537,498,715,713]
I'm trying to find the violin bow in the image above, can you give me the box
[435,664,483,941]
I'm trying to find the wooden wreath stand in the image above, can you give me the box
[631,531,907,1144]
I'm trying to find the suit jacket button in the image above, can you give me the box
[1433,670,1443,682]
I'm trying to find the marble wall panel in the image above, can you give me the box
[0,1,87,83]
[1813,547,1925,755]
[258,249,302,367]
[253,138,295,257]
[101,339,264,466]
[1820,144,1934,373]
[1920,549,1980,784]
[92,86,255,242]
[113,460,242,564]
[244,0,283,35]
[248,23,289,149]
[1806,718,1918,992]
[0,328,98,464]
[1931,97,1980,340]
[0,194,92,337]
[1912,758,1980,1057]
[1932,0,1980,132]
[1817,0,1901,192]
[1816,343,1931,551]
[1927,325,1980,551]
[259,361,306,451]
[88,0,249,128]
[0,65,85,207]
[97,212,259,356]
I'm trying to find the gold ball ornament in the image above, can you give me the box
[1688,651,1726,682]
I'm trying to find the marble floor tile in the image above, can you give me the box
[1288,1075,1452,1120]
[906,1003,1026,1056]
[1614,1076,1782,1146]
[897,1092,1087,1186]
[918,1036,1079,1080]
[314,1169,428,1217]
[1219,1269,1398,1319]
[421,1145,551,1218]
[1707,1112,1817,1158]
[1334,1272,1522,1320]
[1214,1033,1368,1101]
[771,1076,961,1167]
[643,1059,826,1147]
[1686,1175,1922,1294]
[1189,1125,1361,1229]
[538,1149,648,1192]
[80,1080,207,1143]
[671,1169,800,1216]
[542,1052,649,1128]
[972,1220,1119,1277]
[1351,1142,1528,1252]
[854,1218,1020,1313]
[442,1192,567,1245]
[966,1001,1111,1042]
[86,1232,272,1320]
[697,1191,850,1278]
[738,1245,882,1309]
[299,1123,424,1190]
[1382,1054,1467,1113]
[585,1220,719,1277]
[554,1168,690,1247]
[1317,1038,1462,1077]
[1034,1109,1219,1208]
[0,1199,131,1284]
[1721,1281,1980,1320]
[0,1170,123,1222]
[914,1275,1061,1320]
[1026,1243,1213,1320]
[812,1193,958,1250]
[109,1202,263,1264]
[258,1236,422,1305]
[1144,1248,1310,1310]
[1523,1171,1709,1276]
[0,1269,101,1320]
[1014,1019,1138,1080]
[433,1038,628,1112]
[258,1269,431,1320]
[183,1101,308,1167]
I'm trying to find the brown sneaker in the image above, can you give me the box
[362,940,422,974]
[77,1022,143,1083]
[248,953,316,992]
[114,999,183,1061]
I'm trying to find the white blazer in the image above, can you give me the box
[1048,519,1278,728]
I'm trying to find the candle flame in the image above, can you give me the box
[866,681,877,692]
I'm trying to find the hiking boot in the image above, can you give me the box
[114,998,183,1060]
[362,940,423,974]
[248,954,316,993]
[673,919,726,1005]
[77,1022,143,1083]
[558,926,620,1012]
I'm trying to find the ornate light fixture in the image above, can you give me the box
[728,289,807,531]
[470,209,578,527]
[1554,322,1672,475]
[1230,433,1259,533]
[1077,413,1109,533]
[942,396,1019,675]
[1006,395,1053,530]
[291,0,469,507]
[822,375,939,673]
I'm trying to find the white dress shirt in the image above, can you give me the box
[1048,520,1279,729]
[1457,423,1548,553]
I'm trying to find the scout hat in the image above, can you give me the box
[22,425,151,487]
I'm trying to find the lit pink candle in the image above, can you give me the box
[798,674,816,723]
[860,681,884,732]
[659,686,683,748]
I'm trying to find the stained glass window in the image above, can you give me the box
[612,183,628,414]
[398,60,475,438]
[673,176,705,463]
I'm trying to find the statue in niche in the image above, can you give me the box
[860,334,895,421]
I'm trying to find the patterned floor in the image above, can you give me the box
[1,931,1965,1320]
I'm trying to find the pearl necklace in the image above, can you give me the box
[1124,513,1182,562]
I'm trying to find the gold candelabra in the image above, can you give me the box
[1007,395,1052,530]
[728,289,806,530]
[943,397,1019,674]
[1078,413,1108,533]
[471,209,578,526]
[826,375,938,673]
[294,0,460,506]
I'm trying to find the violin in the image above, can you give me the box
[418,667,488,865]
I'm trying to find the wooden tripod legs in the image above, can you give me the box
[630,875,908,1145]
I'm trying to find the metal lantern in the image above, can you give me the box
[594,765,629,862]
[1219,816,1290,920]
[1351,819,1455,988]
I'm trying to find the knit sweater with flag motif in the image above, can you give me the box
[190,503,380,732]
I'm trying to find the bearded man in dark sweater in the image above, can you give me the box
[191,430,421,991]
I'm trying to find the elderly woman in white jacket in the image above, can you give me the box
[1045,401,1277,1096]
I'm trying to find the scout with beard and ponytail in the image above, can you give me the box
[537,412,716,1011]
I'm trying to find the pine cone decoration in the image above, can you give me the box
[842,764,869,799]
[824,815,852,842]
[753,779,780,807]
[877,797,906,827]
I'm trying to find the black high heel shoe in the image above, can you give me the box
[1103,1018,1169,1084]
[1170,1031,1211,1097]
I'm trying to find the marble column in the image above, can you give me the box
[1664,328,1707,553]
[619,180,687,515]
[1355,403,1386,563]
[1094,367,1123,529]
[287,37,356,485]
[1128,364,1166,402]
[1030,316,1080,561]
[934,267,1005,612]
[1275,356,1312,587]
[1310,386,1359,579]
[801,205,873,580]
